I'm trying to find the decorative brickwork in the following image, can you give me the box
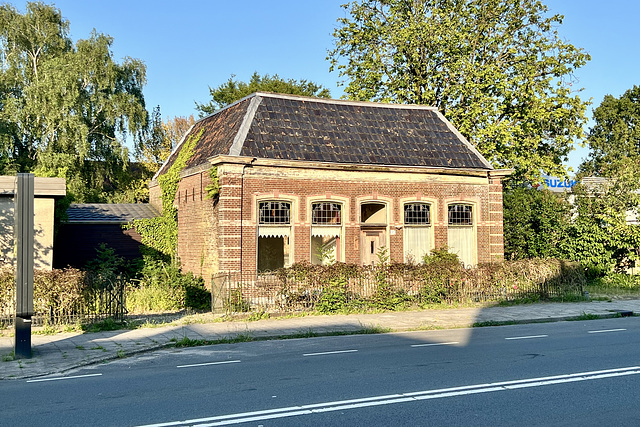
[174,161,510,284]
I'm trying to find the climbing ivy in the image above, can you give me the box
[204,166,219,199]
[132,129,204,258]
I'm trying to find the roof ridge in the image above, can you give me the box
[252,91,440,111]
[229,95,262,156]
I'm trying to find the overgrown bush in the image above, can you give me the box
[316,277,351,313]
[1,267,87,325]
[596,273,640,290]
[268,258,585,313]
[126,258,209,313]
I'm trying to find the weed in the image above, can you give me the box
[569,312,601,321]
[75,345,85,350]
[83,318,126,332]
[2,352,15,362]
[473,320,521,327]
[117,349,126,358]
[248,311,270,321]
[90,345,106,351]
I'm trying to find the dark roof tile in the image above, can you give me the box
[155,93,491,179]
[66,203,159,224]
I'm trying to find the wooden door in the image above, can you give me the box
[360,228,386,265]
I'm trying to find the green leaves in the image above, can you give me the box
[196,72,331,116]
[0,2,147,201]
[329,0,590,179]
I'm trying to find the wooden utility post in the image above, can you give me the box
[15,173,34,359]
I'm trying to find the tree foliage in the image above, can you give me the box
[503,183,640,275]
[0,2,147,201]
[196,72,331,116]
[564,182,640,275]
[580,86,640,213]
[503,186,570,260]
[583,86,640,173]
[329,0,590,179]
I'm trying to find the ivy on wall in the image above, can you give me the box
[131,129,204,259]
[205,166,219,200]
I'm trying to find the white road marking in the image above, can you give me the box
[303,349,358,357]
[26,373,102,383]
[411,341,459,347]
[588,329,627,334]
[177,360,241,369]
[134,366,640,427]
[505,335,548,340]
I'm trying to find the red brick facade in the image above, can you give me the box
[157,157,509,285]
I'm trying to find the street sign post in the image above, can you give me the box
[15,173,34,359]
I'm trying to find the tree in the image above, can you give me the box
[196,72,331,116]
[0,2,147,201]
[503,185,570,260]
[135,108,195,174]
[329,0,590,179]
[162,114,195,154]
[581,86,640,182]
[562,181,640,275]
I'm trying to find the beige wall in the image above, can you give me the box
[0,197,58,271]
[0,198,13,266]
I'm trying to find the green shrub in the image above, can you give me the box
[316,278,350,313]
[423,246,460,265]
[599,273,640,289]
[125,259,210,313]
[225,288,251,312]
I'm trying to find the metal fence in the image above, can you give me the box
[211,262,585,314]
[0,281,127,328]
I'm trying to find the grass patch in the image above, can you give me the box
[82,318,127,333]
[172,333,254,348]
[568,312,603,321]
[473,320,521,327]
[171,325,393,349]
[2,352,15,362]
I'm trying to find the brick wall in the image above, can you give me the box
[175,170,219,286]
[174,161,508,279]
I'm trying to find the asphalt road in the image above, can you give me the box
[2,316,640,427]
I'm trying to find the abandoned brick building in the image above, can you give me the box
[150,92,511,283]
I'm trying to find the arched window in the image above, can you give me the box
[447,203,476,267]
[310,202,342,265]
[403,203,433,263]
[257,201,292,272]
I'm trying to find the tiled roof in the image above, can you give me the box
[65,203,160,224]
[155,92,492,179]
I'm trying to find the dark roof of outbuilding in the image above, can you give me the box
[65,203,160,224]
[155,92,492,179]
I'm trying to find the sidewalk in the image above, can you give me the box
[1,298,638,380]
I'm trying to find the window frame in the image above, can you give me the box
[403,202,431,226]
[447,203,473,226]
[258,200,291,225]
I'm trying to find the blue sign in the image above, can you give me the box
[544,178,578,189]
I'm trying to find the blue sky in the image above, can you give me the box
[9,0,640,171]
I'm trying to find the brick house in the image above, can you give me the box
[150,92,511,283]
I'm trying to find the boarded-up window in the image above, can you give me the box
[447,204,476,267]
[403,203,432,263]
